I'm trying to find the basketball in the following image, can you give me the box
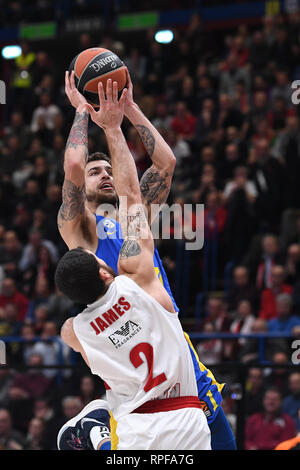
[68,48,127,107]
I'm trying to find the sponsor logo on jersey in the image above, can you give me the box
[103,219,117,236]
[90,296,131,335]
[108,320,142,349]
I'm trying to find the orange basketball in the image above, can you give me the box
[68,48,127,107]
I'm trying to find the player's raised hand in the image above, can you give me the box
[123,67,134,113]
[65,70,88,110]
[86,79,127,130]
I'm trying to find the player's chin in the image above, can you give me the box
[97,189,118,204]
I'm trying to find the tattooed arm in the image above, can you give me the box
[86,80,155,281]
[57,71,93,249]
[124,69,176,222]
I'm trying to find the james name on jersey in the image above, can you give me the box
[89,296,131,335]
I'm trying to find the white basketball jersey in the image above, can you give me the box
[73,275,198,420]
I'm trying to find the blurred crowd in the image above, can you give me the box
[0,9,300,449]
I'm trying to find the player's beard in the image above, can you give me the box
[100,262,117,278]
[86,187,119,208]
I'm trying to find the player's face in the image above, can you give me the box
[85,161,118,206]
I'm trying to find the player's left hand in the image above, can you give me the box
[123,67,134,114]
[86,79,127,130]
[65,70,87,111]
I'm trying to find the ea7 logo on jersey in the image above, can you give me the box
[109,321,141,349]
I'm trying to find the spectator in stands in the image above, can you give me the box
[32,304,49,336]
[244,234,282,290]
[222,166,257,262]
[245,387,296,450]
[268,293,300,334]
[19,324,36,364]
[203,191,227,241]
[46,285,78,329]
[239,318,286,363]
[4,111,30,149]
[218,143,245,182]
[230,299,256,340]
[244,368,266,417]
[0,230,23,273]
[219,53,250,99]
[270,71,292,105]
[19,229,58,274]
[227,266,259,313]
[259,265,292,320]
[0,277,29,322]
[20,179,41,214]
[265,351,291,397]
[0,408,25,450]
[164,129,191,167]
[196,322,223,366]
[217,93,244,131]
[201,296,231,333]
[0,369,15,408]
[284,244,300,285]
[170,101,196,141]
[9,353,51,401]
[31,92,61,133]
[31,321,71,380]
[282,372,300,432]
[151,102,172,131]
[248,137,286,230]
[24,417,47,450]
[79,375,101,407]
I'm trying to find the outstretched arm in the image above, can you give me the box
[86,80,155,282]
[124,70,176,222]
[58,71,92,249]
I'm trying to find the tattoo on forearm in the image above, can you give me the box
[119,239,141,259]
[121,211,147,237]
[58,179,85,228]
[136,125,155,157]
[66,111,89,161]
[140,168,170,206]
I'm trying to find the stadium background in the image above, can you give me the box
[0,0,300,450]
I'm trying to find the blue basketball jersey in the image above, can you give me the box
[95,215,179,312]
[94,214,224,422]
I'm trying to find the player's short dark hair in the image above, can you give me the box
[55,247,107,305]
[86,152,111,166]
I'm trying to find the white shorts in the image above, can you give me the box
[116,407,211,450]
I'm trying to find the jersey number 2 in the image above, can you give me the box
[129,342,167,393]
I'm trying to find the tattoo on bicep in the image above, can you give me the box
[140,168,170,206]
[58,179,85,227]
[66,111,89,161]
[119,239,141,259]
[136,124,155,157]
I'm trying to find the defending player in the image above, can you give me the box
[57,70,236,450]
[55,80,211,449]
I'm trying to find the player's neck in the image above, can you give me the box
[87,201,119,220]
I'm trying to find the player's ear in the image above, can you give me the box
[99,268,111,281]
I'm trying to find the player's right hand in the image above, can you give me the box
[65,70,88,110]
[85,79,127,131]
